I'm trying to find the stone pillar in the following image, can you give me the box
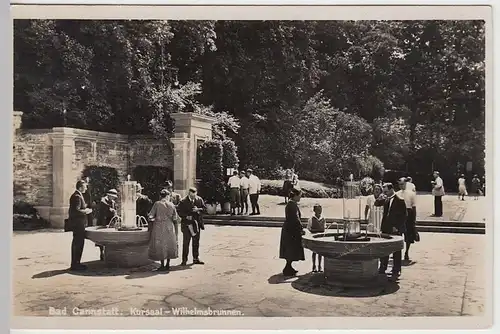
[49,127,76,228]
[13,111,23,132]
[170,113,216,195]
[170,133,190,197]
[120,181,138,229]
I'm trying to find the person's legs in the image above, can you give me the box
[192,233,204,264]
[436,196,443,216]
[318,255,323,271]
[98,245,104,261]
[379,256,389,273]
[392,250,402,276]
[181,232,191,264]
[249,194,257,214]
[242,190,249,214]
[283,260,295,276]
[312,253,317,271]
[255,193,260,214]
[404,243,411,260]
[71,227,86,269]
[433,196,439,216]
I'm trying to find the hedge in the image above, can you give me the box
[81,165,120,220]
[221,139,239,169]
[13,200,50,231]
[260,179,341,199]
[132,165,173,201]
[198,140,225,204]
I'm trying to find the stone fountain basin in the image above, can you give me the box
[85,226,152,268]
[85,226,150,246]
[302,231,404,261]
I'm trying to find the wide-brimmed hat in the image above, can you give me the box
[107,189,118,197]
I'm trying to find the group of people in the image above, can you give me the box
[279,177,419,282]
[457,173,485,201]
[67,179,207,272]
[227,168,262,216]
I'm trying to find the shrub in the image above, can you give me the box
[198,140,225,204]
[82,166,120,200]
[221,139,239,170]
[132,165,173,201]
[81,165,120,219]
[12,200,50,231]
[260,179,341,199]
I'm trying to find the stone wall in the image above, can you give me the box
[129,135,173,171]
[13,129,53,206]
[13,121,173,226]
[13,111,212,228]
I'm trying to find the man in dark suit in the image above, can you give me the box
[177,187,205,266]
[68,180,92,271]
[379,183,407,281]
[82,177,94,227]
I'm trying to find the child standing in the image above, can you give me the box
[307,204,326,272]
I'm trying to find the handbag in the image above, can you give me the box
[64,218,73,232]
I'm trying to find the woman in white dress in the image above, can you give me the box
[364,184,385,233]
[457,174,467,201]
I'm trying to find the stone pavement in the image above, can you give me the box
[257,194,486,222]
[13,226,486,317]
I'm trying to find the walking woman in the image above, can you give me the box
[457,174,467,201]
[148,189,180,271]
[279,188,305,277]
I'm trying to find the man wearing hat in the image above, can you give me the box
[165,180,182,207]
[96,188,118,260]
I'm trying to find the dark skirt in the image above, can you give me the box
[279,226,305,261]
[404,208,417,244]
[283,180,294,197]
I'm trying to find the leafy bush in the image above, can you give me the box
[198,140,225,204]
[81,166,120,219]
[12,200,50,231]
[221,139,239,169]
[82,166,120,200]
[260,179,341,199]
[133,165,173,201]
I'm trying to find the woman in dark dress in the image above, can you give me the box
[279,188,305,276]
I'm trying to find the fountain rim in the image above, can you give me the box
[85,226,149,233]
[302,231,404,244]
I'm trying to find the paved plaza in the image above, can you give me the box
[257,194,486,222]
[13,225,485,317]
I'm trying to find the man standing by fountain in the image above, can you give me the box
[177,187,206,266]
[247,169,261,215]
[379,183,407,281]
[68,180,93,271]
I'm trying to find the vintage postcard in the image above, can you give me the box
[9,2,493,331]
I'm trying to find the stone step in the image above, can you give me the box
[203,218,485,235]
[204,215,485,228]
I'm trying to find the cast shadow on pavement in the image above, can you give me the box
[290,272,400,298]
[267,273,307,284]
[32,260,192,280]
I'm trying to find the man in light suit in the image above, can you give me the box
[379,183,407,281]
[68,180,92,271]
[177,187,205,266]
[431,171,445,217]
